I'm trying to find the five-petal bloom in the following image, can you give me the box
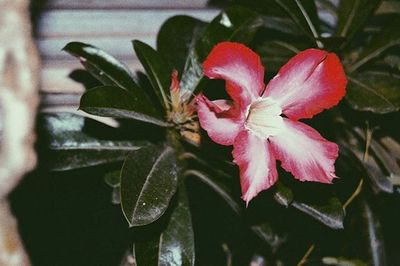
[196,42,347,205]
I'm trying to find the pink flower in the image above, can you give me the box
[196,42,347,205]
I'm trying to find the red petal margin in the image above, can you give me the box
[269,119,339,184]
[203,42,265,107]
[264,49,347,120]
[196,95,243,146]
[232,131,278,205]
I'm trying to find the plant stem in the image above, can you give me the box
[296,244,315,266]
[343,178,364,210]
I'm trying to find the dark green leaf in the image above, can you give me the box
[272,181,294,207]
[341,127,393,193]
[272,0,321,45]
[157,15,207,73]
[80,85,168,126]
[40,113,146,171]
[348,16,400,72]
[367,136,400,181]
[292,197,345,229]
[185,170,287,248]
[250,222,286,253]
[354,148,393,193]
[349,127,395,193]
[180,6,263,98]
[335,0,382,44]
[257,40,300,73]
[322,256,368,266]
[134,184,195,265]
[379,136,400,161]
[360,200,387,266]
[134,240,159,266]
[185,169,241,214]
[377,1,400,14]
[158,184,195,266]
[133,40,172,109]
[346,72,400,113]
[196,6,263,60]
[63,42,138,92]
[120,145,178,226]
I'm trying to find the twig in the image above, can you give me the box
[343,178,364,210]
[296,244,315,266]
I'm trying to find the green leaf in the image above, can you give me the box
[322,257,368,266]
[346,71,400,113]
[63,42,138,92]
[80,85,168,126]
[273,0,321,46]
[185,170,287,249]
[134,183,195,265]
[261,16,302,35]
[272,181,294,207]
[185,169,241,214]
[348,16,400,72]
[257,40,300,73]
[292,197,345,229]
[180,6,263,98]
[348,127,394,193]
[335,0,382,43]
[120,145,178,226]
[360,200,387,266]
[40,113,146,171]
[157,15,207,73]
[250,222,286,253]
[133,40,172,109]
[158,184,195,266]
[134,240,159,266]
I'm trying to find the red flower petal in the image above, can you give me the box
[203,42,265,107]
[232,131,278,205]
[196,95,243,146]
[269,119,339,183]
[264,49,346,120]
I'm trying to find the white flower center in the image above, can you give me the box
[245,97,284,139]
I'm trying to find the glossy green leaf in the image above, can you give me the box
[40,113,146,171]
[272,181,294,207]
[238,0,321,39]
[133,40,172,109]
[272,0,321,45]
[348,16,400,72]
[158,184,195,266]
[292,197,345,229]
[63,42,138,92]
[360,200,387,266]
[157,15,207,73]
[346,72,400,113]
[120,145,178,227]
[134,184,195,266]
[180,6,263,98]
[80,85,168,126]
[335,0,382,43]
